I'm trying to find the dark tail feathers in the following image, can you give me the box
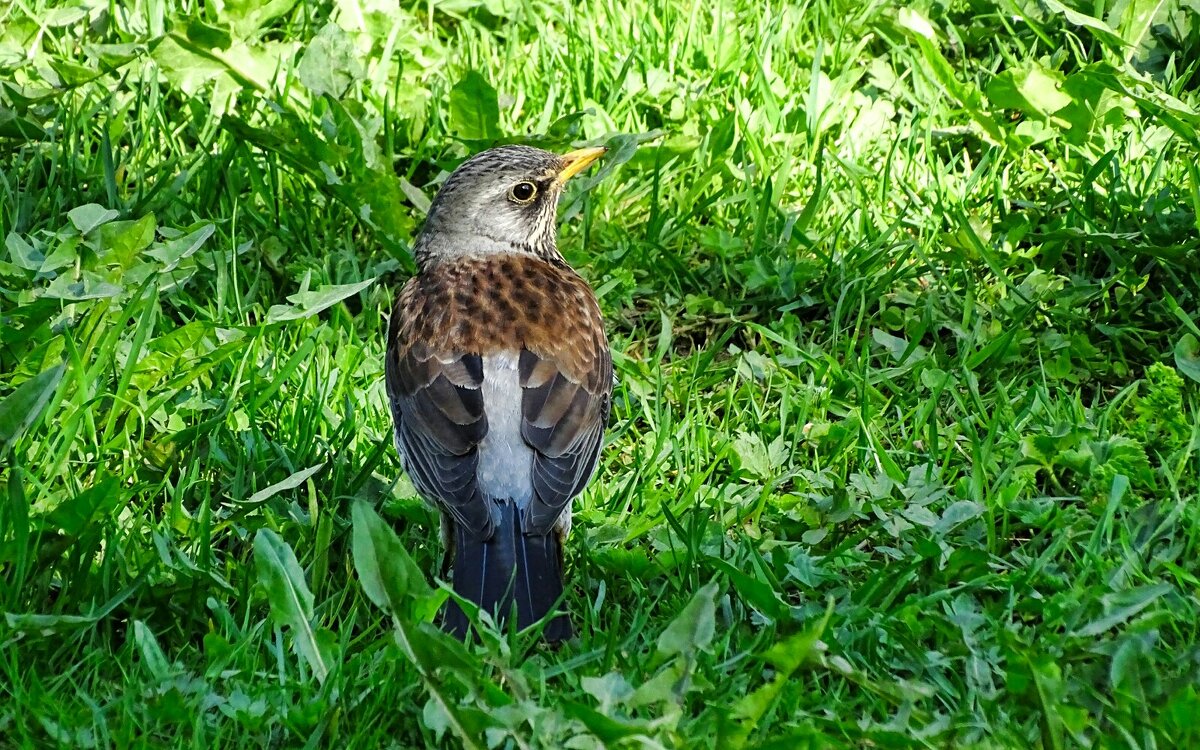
[442,500,571,641]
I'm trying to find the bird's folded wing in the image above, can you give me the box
[519,342,612,535]
[386,337,494,538]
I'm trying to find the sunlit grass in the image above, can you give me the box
[2,0,1199,746]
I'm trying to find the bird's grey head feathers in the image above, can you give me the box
[413,145,599,267]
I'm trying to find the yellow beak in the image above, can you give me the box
[556,146,606,183]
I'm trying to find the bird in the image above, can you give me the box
[385,144,612,641]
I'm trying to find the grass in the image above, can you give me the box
[2,0,1199,746]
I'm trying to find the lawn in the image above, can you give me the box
[2,0,1199,746]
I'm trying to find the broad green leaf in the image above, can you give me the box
[546,110,587,139]
[784,550,828,587]
[325,95,380,169]
[132,620,172,681]
[45,476,122,536]
[1110,635,1146,691]
[100,214,157,269]
[53,62,102,90]
[42,7,88,26]
[760,627,823,674]
[1073,584,1172,637]
[0,110,46,140]
[254,528,329,683]
[351,501,478,747]
[629,659,688,706]
[203,633,233,678]
[67,204,120,234]
[1040,0,1127,49]
[350,499,439,621]
[145,224,215,271]
[900,504,939,528]
[298,22,363,98]
[921,367,953,390]
[40,271,123,301]
[935,500,985,535]
[1091,437,1153,486]
[581,672,634,711]
[1102,67,1200,145]
[398,177,431,215]
[40,236,83,272]
[732,431,772,479]
[352,171,416,241]
[243,463,324,506]
[987,65,1073,118]
[1021,424,1082,465]
[185,18,233,50]
[332,0,407,38]
[218,0,300,38]
[656,580,718,658]
[151,35,235,97]
[872,328,926,365]
[414,685,488,750]
[159,33,287,99]
[3,612,98,632]
[449,71,501,141]
[895,7,936,41]
[0,364,65,449]
[707,556,788,620]
[560,700,652,742]
[85,43,142,70]
[423,696,451,741]
[431,0,482,9]
[1174,333,1200,385]
[265,277,377,323]
[5,232,43,270]
[1117,0,1166,61]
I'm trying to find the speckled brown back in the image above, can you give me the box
[390,254,609,390]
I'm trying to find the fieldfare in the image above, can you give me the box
[386,145,612,641]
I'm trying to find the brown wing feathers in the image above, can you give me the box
[385,331,492,537]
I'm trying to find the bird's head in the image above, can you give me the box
[413,145,605,266]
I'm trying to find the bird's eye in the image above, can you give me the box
[509,181,538,203]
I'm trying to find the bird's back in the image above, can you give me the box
[390,254,608,383]
[386,252,612,638]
